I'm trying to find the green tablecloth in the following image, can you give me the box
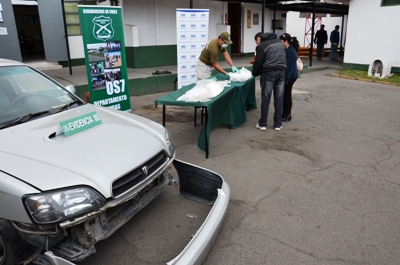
[155,75,256,156]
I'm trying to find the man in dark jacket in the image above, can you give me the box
[329,25,340,61]
[313,24,328,60]
[252,32,286,131]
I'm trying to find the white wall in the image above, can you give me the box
[286,11,347,48]
[344,0,400,68]
[67,1,279,59]
[241,3,287,53]
[122,0,225,46]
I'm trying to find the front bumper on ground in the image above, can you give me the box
[43,159,230,265]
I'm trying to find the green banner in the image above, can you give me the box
[78,6,131,111]
[59,111,102,137]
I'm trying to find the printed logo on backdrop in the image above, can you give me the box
[79,6,131,111]
[176,9,209,89]
[93,16,114,41]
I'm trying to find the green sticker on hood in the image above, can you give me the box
[59,111,102,137]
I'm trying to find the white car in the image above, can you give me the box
[0,58,230,265]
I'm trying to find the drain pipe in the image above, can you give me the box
[61,0,72,75]
[261,0,265,33]
[309,3,316,67]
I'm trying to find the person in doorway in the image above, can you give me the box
[313,24,328,61]
[252,32,286,131]
[196,32,240,80]
[279,33,300,122]
[250,32,263,64]
[330,25,340,61]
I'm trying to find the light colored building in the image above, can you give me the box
[2,0,399,75]
[344,0,400,74]
[1,0,284,68]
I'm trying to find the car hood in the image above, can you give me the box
[0,104,169,198]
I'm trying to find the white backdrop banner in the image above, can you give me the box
[176,9,209,89]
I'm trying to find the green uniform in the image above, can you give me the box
[199,38,227,66]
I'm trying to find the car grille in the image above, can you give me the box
[112,151,168,198]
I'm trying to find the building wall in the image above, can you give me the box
[122,0,226,46]
[344,0,400,71]
[65,1,278,67]
[241,3,284,54]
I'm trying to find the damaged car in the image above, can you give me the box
[0,58,230,265]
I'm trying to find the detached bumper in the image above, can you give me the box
[43,159,230,265]
[168,159,230,265]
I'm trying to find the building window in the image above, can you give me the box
[64,0,97,36]
[381,0,400,6]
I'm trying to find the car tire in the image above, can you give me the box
[0,230,17,265]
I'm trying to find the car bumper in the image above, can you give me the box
[43,159,230,265]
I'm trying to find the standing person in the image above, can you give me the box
[196,32,240,80]
[252,32,286,131]
[250,32,263,64]
[329,25,340,61]
[279,33,300,122]
[313,24,328,61]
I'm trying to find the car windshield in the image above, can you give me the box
[0,65,82,128]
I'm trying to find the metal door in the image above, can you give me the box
[0,1,22,61]
[37,0,67,61]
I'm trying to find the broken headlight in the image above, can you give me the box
[24,187,105,224]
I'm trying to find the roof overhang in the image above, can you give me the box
[11,0,38,6]
[269,2,349,15]
[213,0,349,16]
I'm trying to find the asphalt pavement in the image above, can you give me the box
[37,58,400,264]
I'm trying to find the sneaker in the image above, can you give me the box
[256,123,266,131]
[274,126,282,131]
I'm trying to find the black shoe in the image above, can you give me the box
[282,114,292,122]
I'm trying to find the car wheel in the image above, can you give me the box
[0,230,17,265]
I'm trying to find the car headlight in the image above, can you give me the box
[165,130,175,157]
[24,187,106,224]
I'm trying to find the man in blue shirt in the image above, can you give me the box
[330,25,340,61]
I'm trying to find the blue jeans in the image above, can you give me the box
[316,43,324,59]
[258,69,285,128]
[330,43,338,60]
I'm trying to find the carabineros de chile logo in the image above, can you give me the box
[93,16,114,41]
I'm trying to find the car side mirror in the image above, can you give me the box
[65,85,76,94]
